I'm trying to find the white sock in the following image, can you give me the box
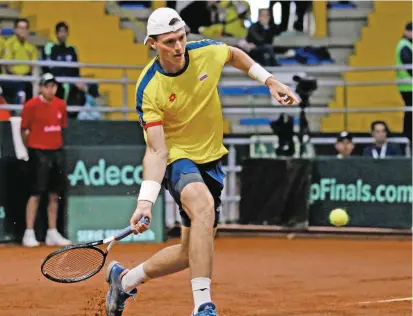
[191,277,211,313]
[25,229,35,235]
[47,228,58,234]
[121,263,149,293]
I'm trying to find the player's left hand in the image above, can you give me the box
[266,78,300,106]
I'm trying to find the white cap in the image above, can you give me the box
[144,7,186,44]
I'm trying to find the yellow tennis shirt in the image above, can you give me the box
[135,40,231,165]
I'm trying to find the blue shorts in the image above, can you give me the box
[163,158,226,227]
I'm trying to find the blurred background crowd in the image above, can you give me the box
[0,0,409,247]
[0,0,410,156]
[0,16,101,120]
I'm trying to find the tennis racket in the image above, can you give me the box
[40,216,150,283]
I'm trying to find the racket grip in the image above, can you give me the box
[113,217,151,241]
[114,226,134,241]
[140,216,151,226]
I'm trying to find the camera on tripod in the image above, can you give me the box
[269,75,318,157]
[293,75,318,108]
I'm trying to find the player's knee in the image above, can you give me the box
[181,182,214,223]
[196,196,215,222]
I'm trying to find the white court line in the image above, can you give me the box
[358,297,412,305]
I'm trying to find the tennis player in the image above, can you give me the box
[105,7,298,316]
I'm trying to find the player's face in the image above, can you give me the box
[155,29,187,66]
[41,82,57,101]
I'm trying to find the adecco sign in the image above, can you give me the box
[68,159,143,187]
[65,146,147,196]
[64,146,165,243]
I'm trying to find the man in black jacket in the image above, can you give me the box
[43,22,79,79]
[239,8,278,66]
[42,22,84,118]
[179,1,220,34]
[363,121,403,158]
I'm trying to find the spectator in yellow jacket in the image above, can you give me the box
[3,18,37,104]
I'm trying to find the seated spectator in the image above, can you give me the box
[198,0,250,38]
[238,8,278,66]
[363,121,403,158]
[3,18,37,104]
[269,1,311,33]
[76,86,102,121]
[220,0,250,38]
[42,22,79,103]
[180,0,220,35]
[66,81,100,119]
[335,131,354,159]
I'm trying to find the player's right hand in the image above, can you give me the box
[266,78,300,105]
[130,201,153,234]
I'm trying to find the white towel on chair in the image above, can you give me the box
[9,116,28,161]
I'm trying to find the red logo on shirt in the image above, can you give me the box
[169,93,176,102]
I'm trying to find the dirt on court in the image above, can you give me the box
[0,236,411,316]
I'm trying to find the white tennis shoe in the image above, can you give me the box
[22,229,40,247]
[45,229,72,246]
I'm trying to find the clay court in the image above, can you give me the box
[0,236,411,316]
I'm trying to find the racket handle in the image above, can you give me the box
[113,217,151,241]
[114,226,134,241]
[140,216,151,226]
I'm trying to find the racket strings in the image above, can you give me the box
[42,247,104,281]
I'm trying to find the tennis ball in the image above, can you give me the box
[329,208,349,227]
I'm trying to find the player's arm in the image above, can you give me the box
[226,46,299,105]
[131,78,166,233]
[130,125,168,234]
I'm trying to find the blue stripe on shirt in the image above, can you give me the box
[136,62,157,125]
[187,39,224,51]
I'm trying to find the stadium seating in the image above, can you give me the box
[114,1,374,134]
[322,1,413,132]
[0,1,407,135]
[0,4,47,46]
[15,1,150,120]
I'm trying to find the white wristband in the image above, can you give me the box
[248,63,273,85]
[137,180,161,204]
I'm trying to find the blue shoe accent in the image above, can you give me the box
[193,302,218,316]
[105,261,137,316]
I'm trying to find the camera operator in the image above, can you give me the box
[270,113,295,157]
